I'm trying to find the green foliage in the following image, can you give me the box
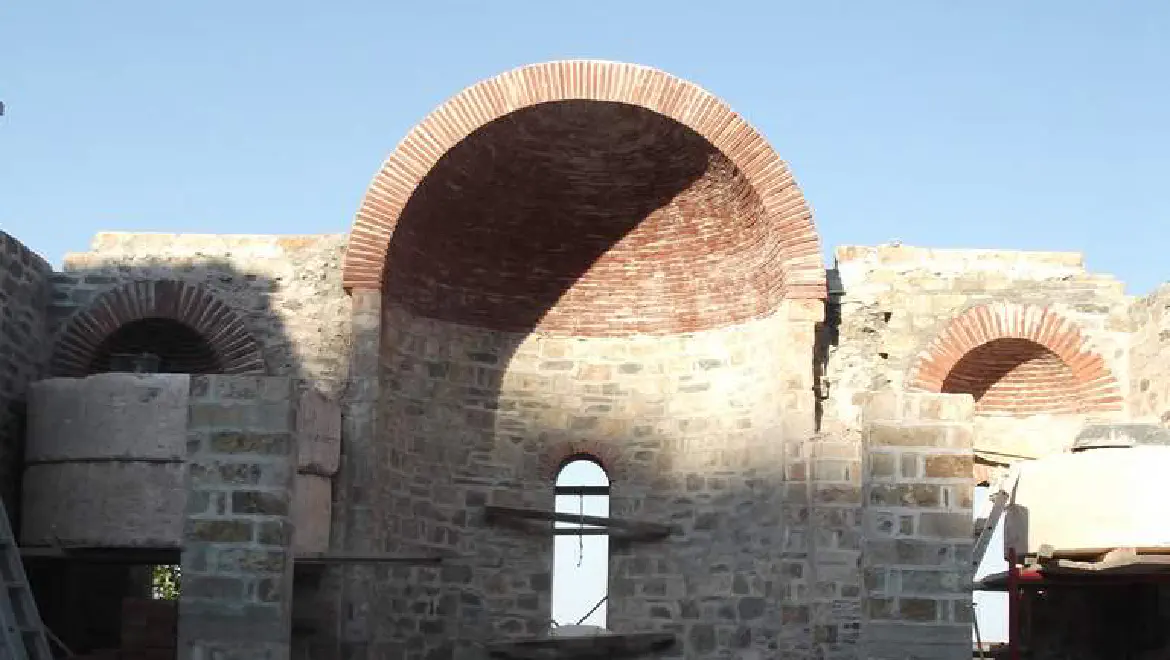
[151,564,181,600]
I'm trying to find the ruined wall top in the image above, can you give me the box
[65,231,347,264]
[51,232,352,388]
[835,244,1091,278]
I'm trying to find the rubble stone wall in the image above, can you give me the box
[1129,284,1170,425]
[51,233,351,388]
[824,245,1131,460]
[0,231,52,513]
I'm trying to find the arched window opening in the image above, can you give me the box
[552,457,610,628]
[89,318,223,375]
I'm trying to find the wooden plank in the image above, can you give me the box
[484,505,675,540]
[19,546,180,565]
[293,552,450,565]
[487,631,675,659]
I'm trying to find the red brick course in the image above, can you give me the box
[907,303,1122,416]
[50,280,266,377]
[343,60,825,334]
[541,438,621,481]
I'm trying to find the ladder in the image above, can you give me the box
[0,499,51,660]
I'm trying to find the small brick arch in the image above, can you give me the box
[342,59,826,301]
[541,440,620,481]
[906,302,1122,415]
[51,280,266,377]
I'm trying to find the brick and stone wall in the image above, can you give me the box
[51,233,351,387]
[316,300,820,659]
[859,391,975,660]
[1129,284,1170,425]
[0,231,52,513]
[179,375,301,660]
[824,245,1130,462]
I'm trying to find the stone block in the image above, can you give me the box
[869,453,896,478]
[916,394,975,422]
[917,512,974,540]
[814,485,862,505]
[182,574,247,600]
[26,374,190,462]
[187,520,253,543]
[257,520,292,546]
[861,391,902,423]
[208,431,292,455]
[899,453,919,478]
[866,540,954,567]
[867,422,967,449]
[215,547,287,574]
[868,484,941,508]
[899,598,940,622]
[231,490,290,516]
[897,569,964,595]
[22,461,185,547]
[923,454,973,478]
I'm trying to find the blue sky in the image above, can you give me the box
[2,1,1168,293]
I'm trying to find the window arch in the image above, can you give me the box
[89,317,223,374]
[552,456,610,628]
[50,279,266,377]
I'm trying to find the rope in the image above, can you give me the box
[576,492,585,567]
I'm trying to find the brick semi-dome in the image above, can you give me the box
[344,60,825,335]
[907,302,1122,416]
[51,280,266,377]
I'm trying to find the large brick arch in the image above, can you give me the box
[342,60,826,302]
[907,302,1122,415]
[51,280,266,377]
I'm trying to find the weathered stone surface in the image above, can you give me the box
[859,392,974,659]
[54,233,352,386]
[0,232,52,511]
[180,376,299,660]
[22,460,185,546]
[5,216,1168,660]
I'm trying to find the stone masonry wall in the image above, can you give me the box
[860,391,975,660]
[825,245,1130,460]
[1129,284,1170,425]
[0,231,52,514]
[180,375,300,660]
[52,233,351,387]
[316,301,820,659]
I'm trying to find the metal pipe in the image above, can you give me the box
[1008,548,1021,660]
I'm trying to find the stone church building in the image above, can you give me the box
[2,60,1169,660]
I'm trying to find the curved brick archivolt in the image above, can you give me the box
[344,60,826,333]
[51,280,266,377]
[908,303,1122,416]
[541,439,622,481]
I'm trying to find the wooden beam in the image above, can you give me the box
[293,551,451,565]
[19,546,180,565]
[484,505,675,541]
[554,486,610,496]
[487,631,676,659]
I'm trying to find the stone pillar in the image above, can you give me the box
[335,289,383,659]
[806,431,865,657]
[860,391,975,660]
[178,375,298,660]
